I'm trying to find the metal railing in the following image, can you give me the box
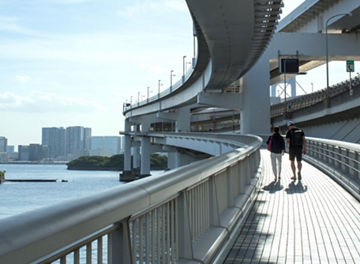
[271,76,360,118]
[0,133,262,264]
[304,137,360,200]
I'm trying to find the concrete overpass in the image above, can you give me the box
[1,1,360,263]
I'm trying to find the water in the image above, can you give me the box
[0,164,164,220]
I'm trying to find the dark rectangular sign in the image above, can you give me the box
[280,58,299,74]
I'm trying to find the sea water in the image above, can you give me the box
[0,164,163,219]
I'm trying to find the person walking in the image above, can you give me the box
[286,121,306,180]
[266,126,285,181]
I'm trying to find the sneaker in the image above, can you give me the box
[298,172,302,180]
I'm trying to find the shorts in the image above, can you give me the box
[289,147,302,161]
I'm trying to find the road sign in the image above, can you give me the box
[346,60,354,72]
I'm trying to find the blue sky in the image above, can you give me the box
[0,0,193,147]
[0,1,357,147]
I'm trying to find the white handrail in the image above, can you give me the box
[0,133,262,264]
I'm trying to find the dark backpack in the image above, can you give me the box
[290,129,303,146]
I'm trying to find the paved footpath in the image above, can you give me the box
[224,150,360,264]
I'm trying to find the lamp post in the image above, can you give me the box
[158,80,162,98]
[170,70,175,91]
[325,12,351,107]
[183,56,186,76]
[147,86,150,102]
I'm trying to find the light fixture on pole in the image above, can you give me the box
[147,86,150,102]
[158,80,162,98]
[183,55,186,76]
[325,12,351,107]
[170,70,175,91]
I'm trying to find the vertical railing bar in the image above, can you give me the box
[167,203,171,263]
[171,200,175,263]
[132,221,136,263]
[86,242,92,264]
[97,237,103,264]
[175,198,179,261]
[157,207,161,263]
[107,233,112,264]
[197,184,200,236]
[146,213,150,264]
[60,255,66,264]
[139,216,144,264]
[74,248,80,264]
[152,209,156,263]
[162,205,166,264]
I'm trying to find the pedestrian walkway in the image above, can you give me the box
[224,150,360,263]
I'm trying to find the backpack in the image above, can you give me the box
[290,129,303,146]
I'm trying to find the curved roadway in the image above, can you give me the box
[123,0,283,118]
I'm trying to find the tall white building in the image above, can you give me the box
[90,136,121,156]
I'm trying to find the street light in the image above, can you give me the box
[170,70,175,91]
[147,86,150,102]
[325,12,351,107]
[183,56,186,77]
[158,80,162,98]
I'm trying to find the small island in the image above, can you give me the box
[67,153,167,171]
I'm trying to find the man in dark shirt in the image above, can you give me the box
[286,121,306,180]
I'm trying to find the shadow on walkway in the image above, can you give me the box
[262,180,283,193]
[285,180,308,194]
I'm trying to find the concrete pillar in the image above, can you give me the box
[140,137,151,176]
[132,145,140,170]
[123,119,131,172]
[176,106,191,132]
[240,55,270,134]
[167,152,177,170]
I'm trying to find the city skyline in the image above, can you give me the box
[1,1,358,147]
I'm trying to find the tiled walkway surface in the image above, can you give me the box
[224,150,360,263]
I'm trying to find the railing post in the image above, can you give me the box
[349,150,356,179]
[334,146,340,169]
[109,221,132,264]
[238,160,246,194]
[177,192,193,260]
[356,151,360,181]
[209,175,220,226]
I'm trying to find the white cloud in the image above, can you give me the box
[0,16,36,35]
[15,75,30,83]
[0,91,104,113]
[117,0,187,18]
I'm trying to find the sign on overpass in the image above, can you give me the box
[346,60,354,72]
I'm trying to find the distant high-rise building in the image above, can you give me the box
[0,137,7,152]
[7,145,14,153]
[90,136,121,156]
[65,126,91,160]
[18,145,30,161]
[42,127,65,159]
[29,144,44,161]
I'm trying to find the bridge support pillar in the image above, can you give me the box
[240,54,270,134]
[140,137,151,176]
[123,119,131,172]
[176,106,191,132]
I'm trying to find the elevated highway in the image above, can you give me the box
[1,1,360,263]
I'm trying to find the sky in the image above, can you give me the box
[0,0,358,148]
